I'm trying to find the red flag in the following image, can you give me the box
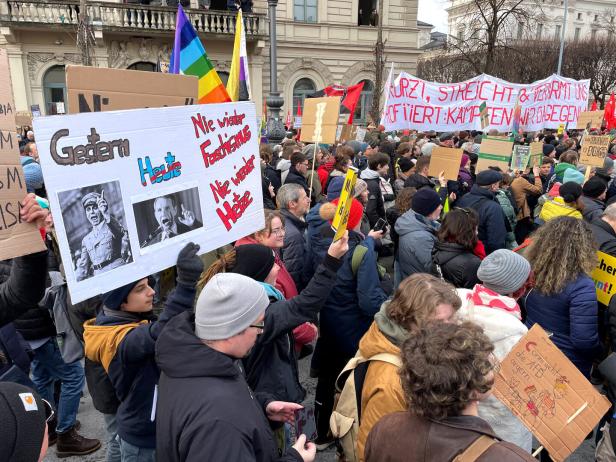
[307,82,365,124]
[605,93,616,130]
[590,100,597,111]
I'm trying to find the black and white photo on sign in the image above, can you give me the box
[133,186,203,249]
[57,180,133,282]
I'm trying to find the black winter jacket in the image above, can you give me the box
[155,312,302,462]
[360,169,386,228]
[243,253,342,403]
[431,241,481,289]
[0,251,47,328]
[280,209,308,290]
[284,166,310,195]
[456,185,507,254]
[582,196,605,224]
[590,218,616,256]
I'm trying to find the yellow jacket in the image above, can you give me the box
[539,196,582,223]
[356,322,405,462]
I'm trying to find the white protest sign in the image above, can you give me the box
[382,73,590,133]
[34,102,263,303]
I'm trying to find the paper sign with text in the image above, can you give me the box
[510,145,531,171]
[382,73,589,132]
[66,66,198,114]
[493,324,610,462]
[575,111,604,130]
[579,135,610,168]
[591,251,616,305]
[355,127,367,142]
[300,97,341,144]
[33,102,263,303]
[427,147,463,181]
[476,136,514,172]
[0,49,47,261]
[331,167,358,241]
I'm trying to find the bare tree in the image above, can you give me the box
[369,0,386,125]
[446,0,543,75]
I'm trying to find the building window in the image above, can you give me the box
[574,27,581,41]
[537,23,543,39]
[595,14,599,22]
[292,78,316,116]
[358,0,378,26]
[127,61,156,72]
[43,65,66,115]
[555,24,562,39]
[457,28,464,41]
[218,71,230,86]
[294,0,317,23]
[354,79,374,125]
[517,22,524,39]
[577,12,582,20]
[591,29,597,40]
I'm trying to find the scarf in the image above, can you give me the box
[374,301,408,347]
[258,282,284,301]
[465,284,521,320]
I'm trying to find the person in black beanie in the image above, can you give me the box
[0,381,53,462]
[581,176,607,223]
[83,243,203,461]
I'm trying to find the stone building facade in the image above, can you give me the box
[0,0,422,125]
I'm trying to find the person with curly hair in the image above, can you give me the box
[354,274,461,461]
[525,216,603,378]
[432,208,482,289]
[364,321,536,461]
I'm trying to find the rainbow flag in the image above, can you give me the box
[226,10,251,102]
[170,5,230,104]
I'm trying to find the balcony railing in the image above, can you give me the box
[0,0,266,37]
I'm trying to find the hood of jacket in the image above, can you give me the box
[360,168,380,180]
[540,196,583,222]
[276,158,291,172]
[405,173,433,189]
[582,196,604,216]
[432,241,471,266]
[554,162,575,179]
[156,311,240,380]
[235,235,260,247]
[358,318,401,360]
[395,209,438,239]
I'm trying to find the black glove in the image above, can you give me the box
[176,242,203,287]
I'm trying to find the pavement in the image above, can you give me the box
[44,354,596,461]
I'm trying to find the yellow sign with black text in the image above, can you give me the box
[591,251,616,305]
[331,167,358,241]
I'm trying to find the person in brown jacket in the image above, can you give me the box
[364,321,536,462]
[355,274,461,461]
[510,165,543,243]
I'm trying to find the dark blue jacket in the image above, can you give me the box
[306,213,387,358]
[83,283,195,448]
[456,185,507,254]
[525,274,603,378]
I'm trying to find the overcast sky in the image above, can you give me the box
[418,0,449,33]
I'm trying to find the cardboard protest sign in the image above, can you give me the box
[591,251,616,305]
[530,141,543,167]
[0,49,47,260]
[493,325,610,462]
[355,127,367,142]
[331,167,358,241]
[66,66,198,114]
[338,124,357,143]
[579,135,610,168]
[576,111,603,130]
[300,97,340,144]
[427,147,463,180]
[15,112,32,127]
[476,136,514,172]
[33,101,263,303]
[381,72,590,132]
[510,145,531,171]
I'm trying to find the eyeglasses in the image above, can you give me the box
[270,227,285,236]
[42,399,55,423]
[250,322,265,334]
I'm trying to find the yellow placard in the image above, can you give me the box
[591,251,616,305]
[331,167,358,241]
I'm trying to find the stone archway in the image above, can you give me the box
[340,61,374,87]
[279,58,334,115]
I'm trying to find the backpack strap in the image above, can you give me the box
[351,245,368,276]
[453,435,497,462]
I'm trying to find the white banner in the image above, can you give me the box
[34,101,264,303]
[382,73,590,133]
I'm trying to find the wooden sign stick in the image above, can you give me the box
[584,165,592,182]
[532,446,543,458]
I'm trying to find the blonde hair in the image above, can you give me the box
[526,216,597,295]
[197,250,236,293]
[387,274,461,332]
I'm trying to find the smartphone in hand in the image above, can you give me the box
[373,218,388,233]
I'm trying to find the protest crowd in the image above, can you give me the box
[5,120,616,462]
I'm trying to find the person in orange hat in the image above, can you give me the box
[305,196,390,449]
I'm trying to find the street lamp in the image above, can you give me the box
[556,0,569,75]
[266,0,286,144]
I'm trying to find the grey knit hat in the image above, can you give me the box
[195,273,269,340]
[477,249,531,295]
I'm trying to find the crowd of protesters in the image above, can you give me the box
[4,124,616,462]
